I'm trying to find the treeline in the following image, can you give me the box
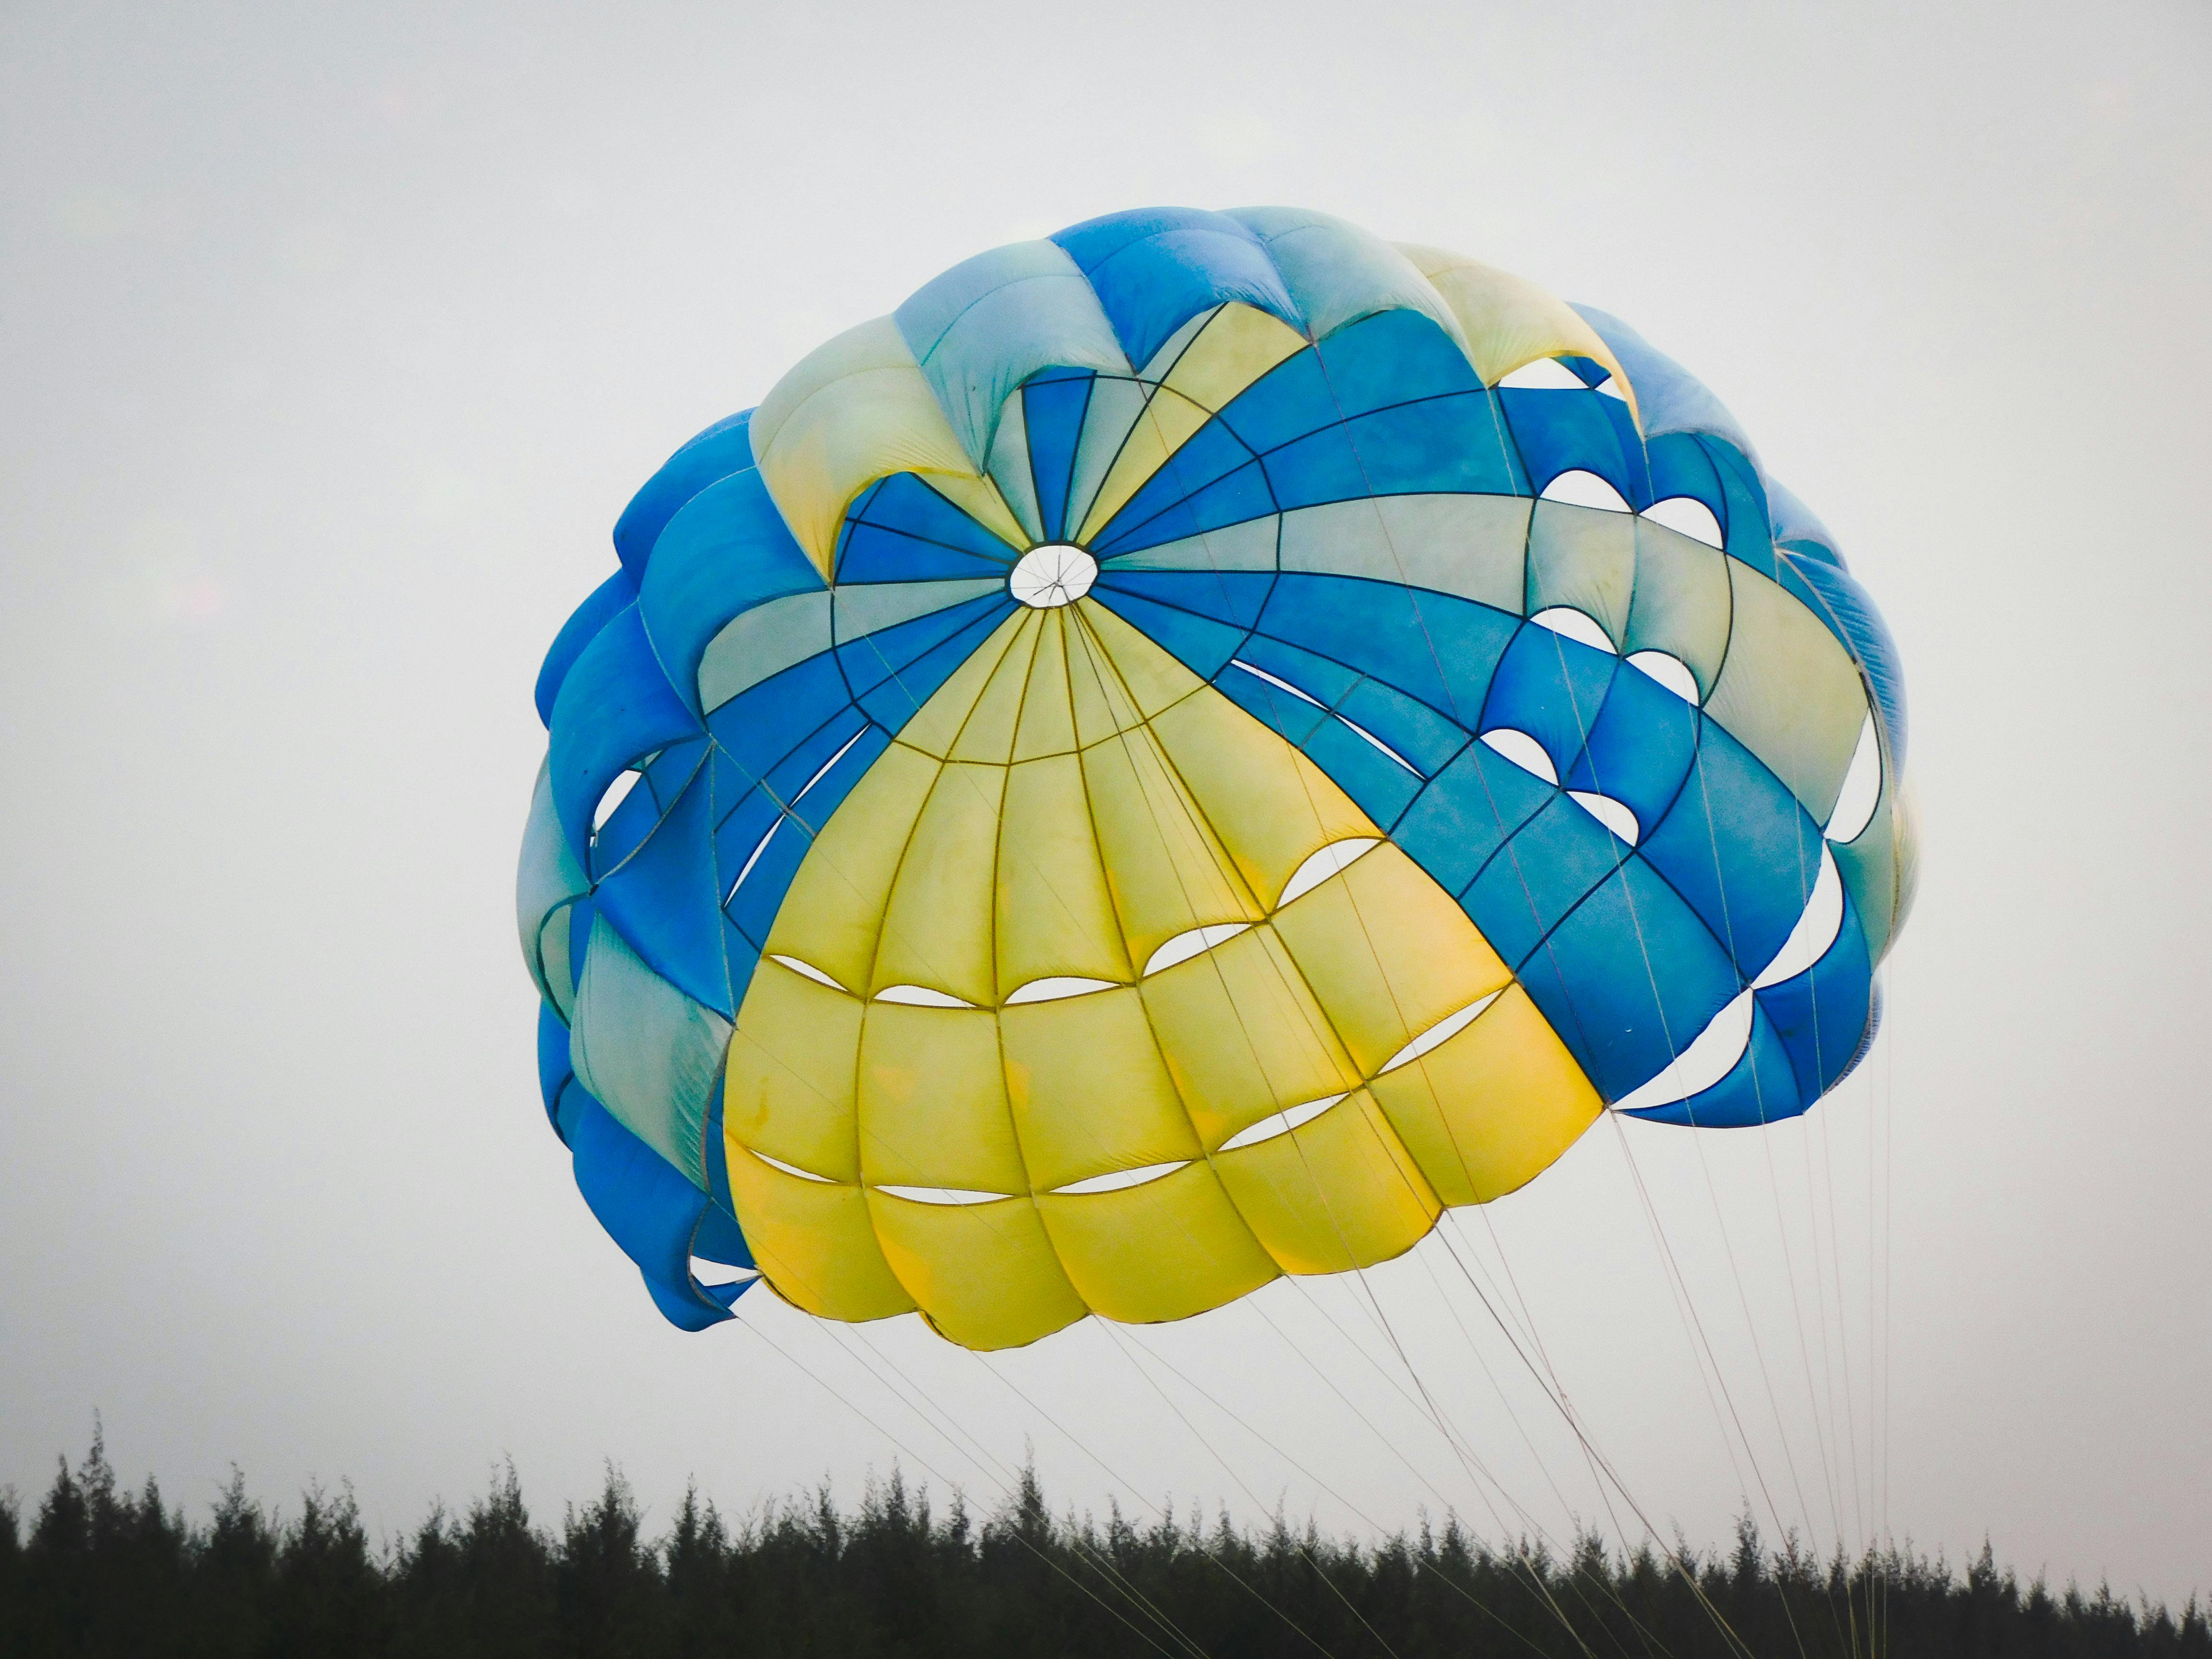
[2,1431,2205,1658]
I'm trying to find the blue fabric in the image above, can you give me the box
[1301,717,1424,826]
[1461,796,1627,967]
[1755,882,1875,1105]
[1638,721,1825,981]
[1644,434,1726,533]
[534,570,638,727]
[1094,458,1276,556]
[538,998,577,1133]
[585,738,708,885]
[1214,658,1333,747]
[1565,658,1702,834]
[1050,207,1301,369]
[1094,419,1261,547]
[1313,310,1483,417]
[1516,858,1743,1103]
[639,466,821,716]
[548,604,705,868]
[1627,1000,1804,1127]
[562,1083,747,1329]
[856,604,1015,730]
[1500,388,1643,505]
[1094,568,1277,632]
[1393,742,1556,898]
[1334,677,1469,779]
[1021,372,1094,540]
[1782,553,1908,769]
[610,410,757,581]
[706,654,855,789]
[837,473,1022,584]
[1571,305,1760,471]
[1090,587,1247,680]
[592,759,733,1016]
[1257,575,1519,732]
[1479,623,1622,780]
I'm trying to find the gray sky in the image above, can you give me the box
[3,0,2208,1607]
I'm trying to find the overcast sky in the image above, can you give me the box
[3,0,2208,1608]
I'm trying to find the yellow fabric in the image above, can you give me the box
[1078,304,1309,541]
[1212,1090,1440,1275]
[873,762,1004,1003]
[1142,925,1360,1147]
[722,594,1603,1347]
[1270,842,1515,1076]
[865,1191,1086,1348]
[995,751,1134,993]
[723,962,864,1179]
[721,1147,915,1322]
[1367,985,1603,1205]
[1394,244,1638,424]
[748,315,1026,574]
[1035,1164,1280,1323]
[856,1003,1028,1192]
[763,742,938,992]
[1001,987,1202,1190]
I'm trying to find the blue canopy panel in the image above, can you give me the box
[611,409,759,581]
[1624,999,1804,1128]
[835,473,1022,585]
[592,752,736,1018]
[585,736,708,878]
[1020,371,1094,541]
[1089,311,1521,560]
[1050,207,1303,372]
[1499,387,1649,506]
[717,710,889,954]
[1091,586,1250,682]
[1755,881,1876,1105]
[1563,656,1702,833]
[555,1064,752,1330]
[1479,622,1621,782]
[1095,567,1276,633]
[1643,433,1728,539]
[547,603,706,873]
[1515,854,1745,1104]
[1393,741,1557,899]
[639,464,823,717]
[1637,717,1825,984]
[534,569,638,727]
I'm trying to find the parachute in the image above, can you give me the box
[518,206,1916,1350]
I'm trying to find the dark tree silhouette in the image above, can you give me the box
[0,1429,2204,1658]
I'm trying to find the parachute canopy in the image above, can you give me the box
[518,206,1915,1348]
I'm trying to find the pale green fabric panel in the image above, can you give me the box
[1103,515,1278,574]
[698,591,832,714]
[1525,501,1636,643]
[1230,207,1462,349]
[1064,377,1153,539]
[517,757,587,1005]
[1707,560,1870,820]
[895,240,1129,470]
[748,315,983,572]
[1833,772,1917,965]
[570,913,729,1189]
[1278,494,1528,613]
[984,389,1045,544]
[1623,521,1733,696]
[831,576,1007,642]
